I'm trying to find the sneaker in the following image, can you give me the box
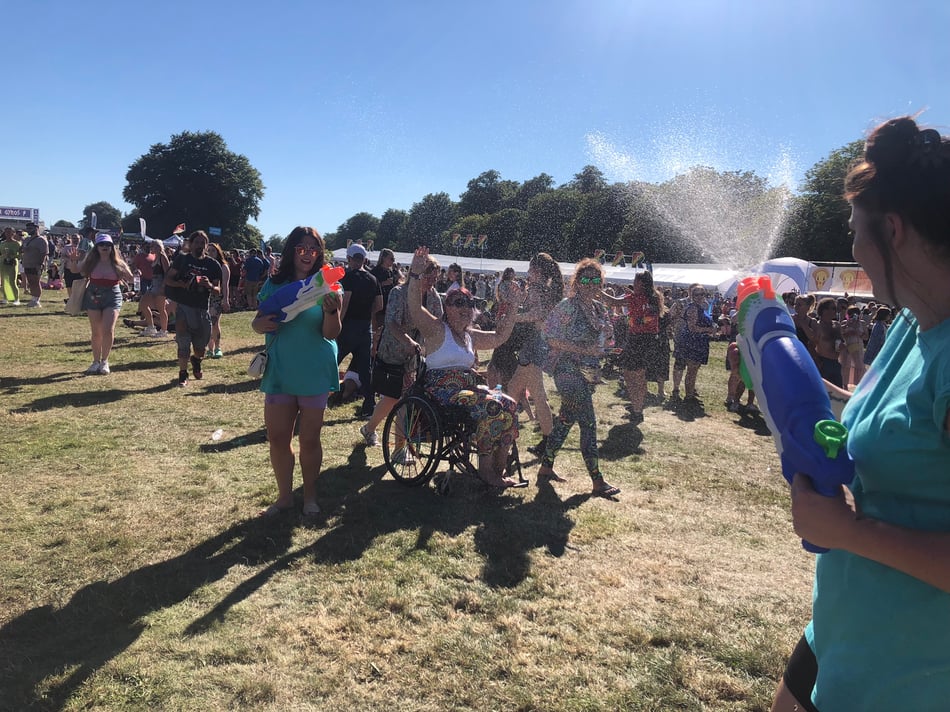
[669,389,681,402]
[627,411,644,426]
[12,300,21,306]
[85,361,101,375]
[392,448,415,466]
[190,355,203,380]
[98,361,110,375]
[28,300,41,308]
[725,399,739,413]
[745,404,761,415]
[155,330,169,338]
[211,348,223,359]
[123,318,137,328]
[178,369,189,387]
[359,424,379,446]
[140,326,158,337]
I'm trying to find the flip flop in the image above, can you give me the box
[593,484,621,498]
[302,501,321,517]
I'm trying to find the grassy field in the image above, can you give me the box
[0,300,814,711]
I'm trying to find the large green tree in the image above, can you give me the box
[506,173,555,211]
[376,208,408,251]
[82,201,122,230]
[123,130,265,248]
[458,170,517,217]
[405,192,457,249]
[53,219,76,228]
[330,212,380,251]
[522,190,584,259]
[776,140,864,262]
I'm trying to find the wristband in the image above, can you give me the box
[324,309,338,315]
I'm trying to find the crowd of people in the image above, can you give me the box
[5,114,947,711]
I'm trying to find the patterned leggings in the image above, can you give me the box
[423,368,518,456]
[542,366,601,479]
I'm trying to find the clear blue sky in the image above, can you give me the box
[3,0,947,239]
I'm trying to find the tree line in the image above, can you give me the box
[56,130,863,263]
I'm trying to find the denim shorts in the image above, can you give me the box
[83,283,123,311]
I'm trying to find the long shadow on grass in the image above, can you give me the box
[11,381,180,412]
[0,515,298,711]
[0,372,79,394]
[182,453,587,638]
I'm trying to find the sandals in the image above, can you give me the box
[593,483,621,498]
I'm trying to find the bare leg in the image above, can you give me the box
[264,400,299,510]
[297,406,326,509]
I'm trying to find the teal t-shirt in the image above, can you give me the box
[805,310,950,711]
[258,278,339,397]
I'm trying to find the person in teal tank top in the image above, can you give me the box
[252,227,342,519]
[771,117,950,711]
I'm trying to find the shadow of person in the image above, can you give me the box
[183,453,586,637]
[600,422,644,459]
[12,381,180,413]
[474,480,586,588]
[0,516,296,711]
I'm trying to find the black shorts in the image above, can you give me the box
[782,636,820,712]
[64,269,82,287]
[371,359,405,399]
[25,267,40,276]
[617,332,662,372]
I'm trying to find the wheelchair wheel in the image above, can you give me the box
[383,395,441,485]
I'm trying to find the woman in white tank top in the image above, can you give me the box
[406,247,526,487]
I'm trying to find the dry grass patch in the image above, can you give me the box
[0,304,814,711]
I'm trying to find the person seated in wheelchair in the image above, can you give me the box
[407,246,523,488]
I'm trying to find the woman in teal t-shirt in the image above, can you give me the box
[772,118,950,711]
[251,227,342,519]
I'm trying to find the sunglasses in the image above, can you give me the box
[295,246,320,257]
[447,297,475,308]
[692,291,706,297]
[578,275,602,285]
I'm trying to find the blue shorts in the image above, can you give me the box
[83,283,123,311]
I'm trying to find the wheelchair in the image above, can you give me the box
[381,360,529,495]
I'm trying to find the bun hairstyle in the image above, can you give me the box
[845,117,950,307]
[845,117,950,253]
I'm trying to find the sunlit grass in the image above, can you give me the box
[0,301,813,711]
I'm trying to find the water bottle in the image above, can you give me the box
[133,272,141,293]
[494,384,503,398]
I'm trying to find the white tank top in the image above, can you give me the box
[426,323,475,370]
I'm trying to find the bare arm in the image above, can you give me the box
[791,472,950,593]
[407,248,445,345]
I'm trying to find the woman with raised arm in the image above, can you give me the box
[602,270,666,425]
[536,259,620,498]
[252,227,342,518]
[406,246,520,488]
[771,117,950,711]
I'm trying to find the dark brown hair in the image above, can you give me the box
[272,227,325,285]
[844,117,950,304]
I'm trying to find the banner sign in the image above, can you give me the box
[0,206,36,219]
[208,226,222,236]
[808,265,872,295]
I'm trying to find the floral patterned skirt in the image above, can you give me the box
[423,368,518,456]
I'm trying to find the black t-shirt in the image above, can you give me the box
[370,265,398,308]
[169,253,223,309]
[340,268,381,322]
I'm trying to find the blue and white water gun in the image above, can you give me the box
[735,275,854,553]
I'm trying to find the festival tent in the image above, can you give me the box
[717,257,817,297]
[330,249,739,289]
